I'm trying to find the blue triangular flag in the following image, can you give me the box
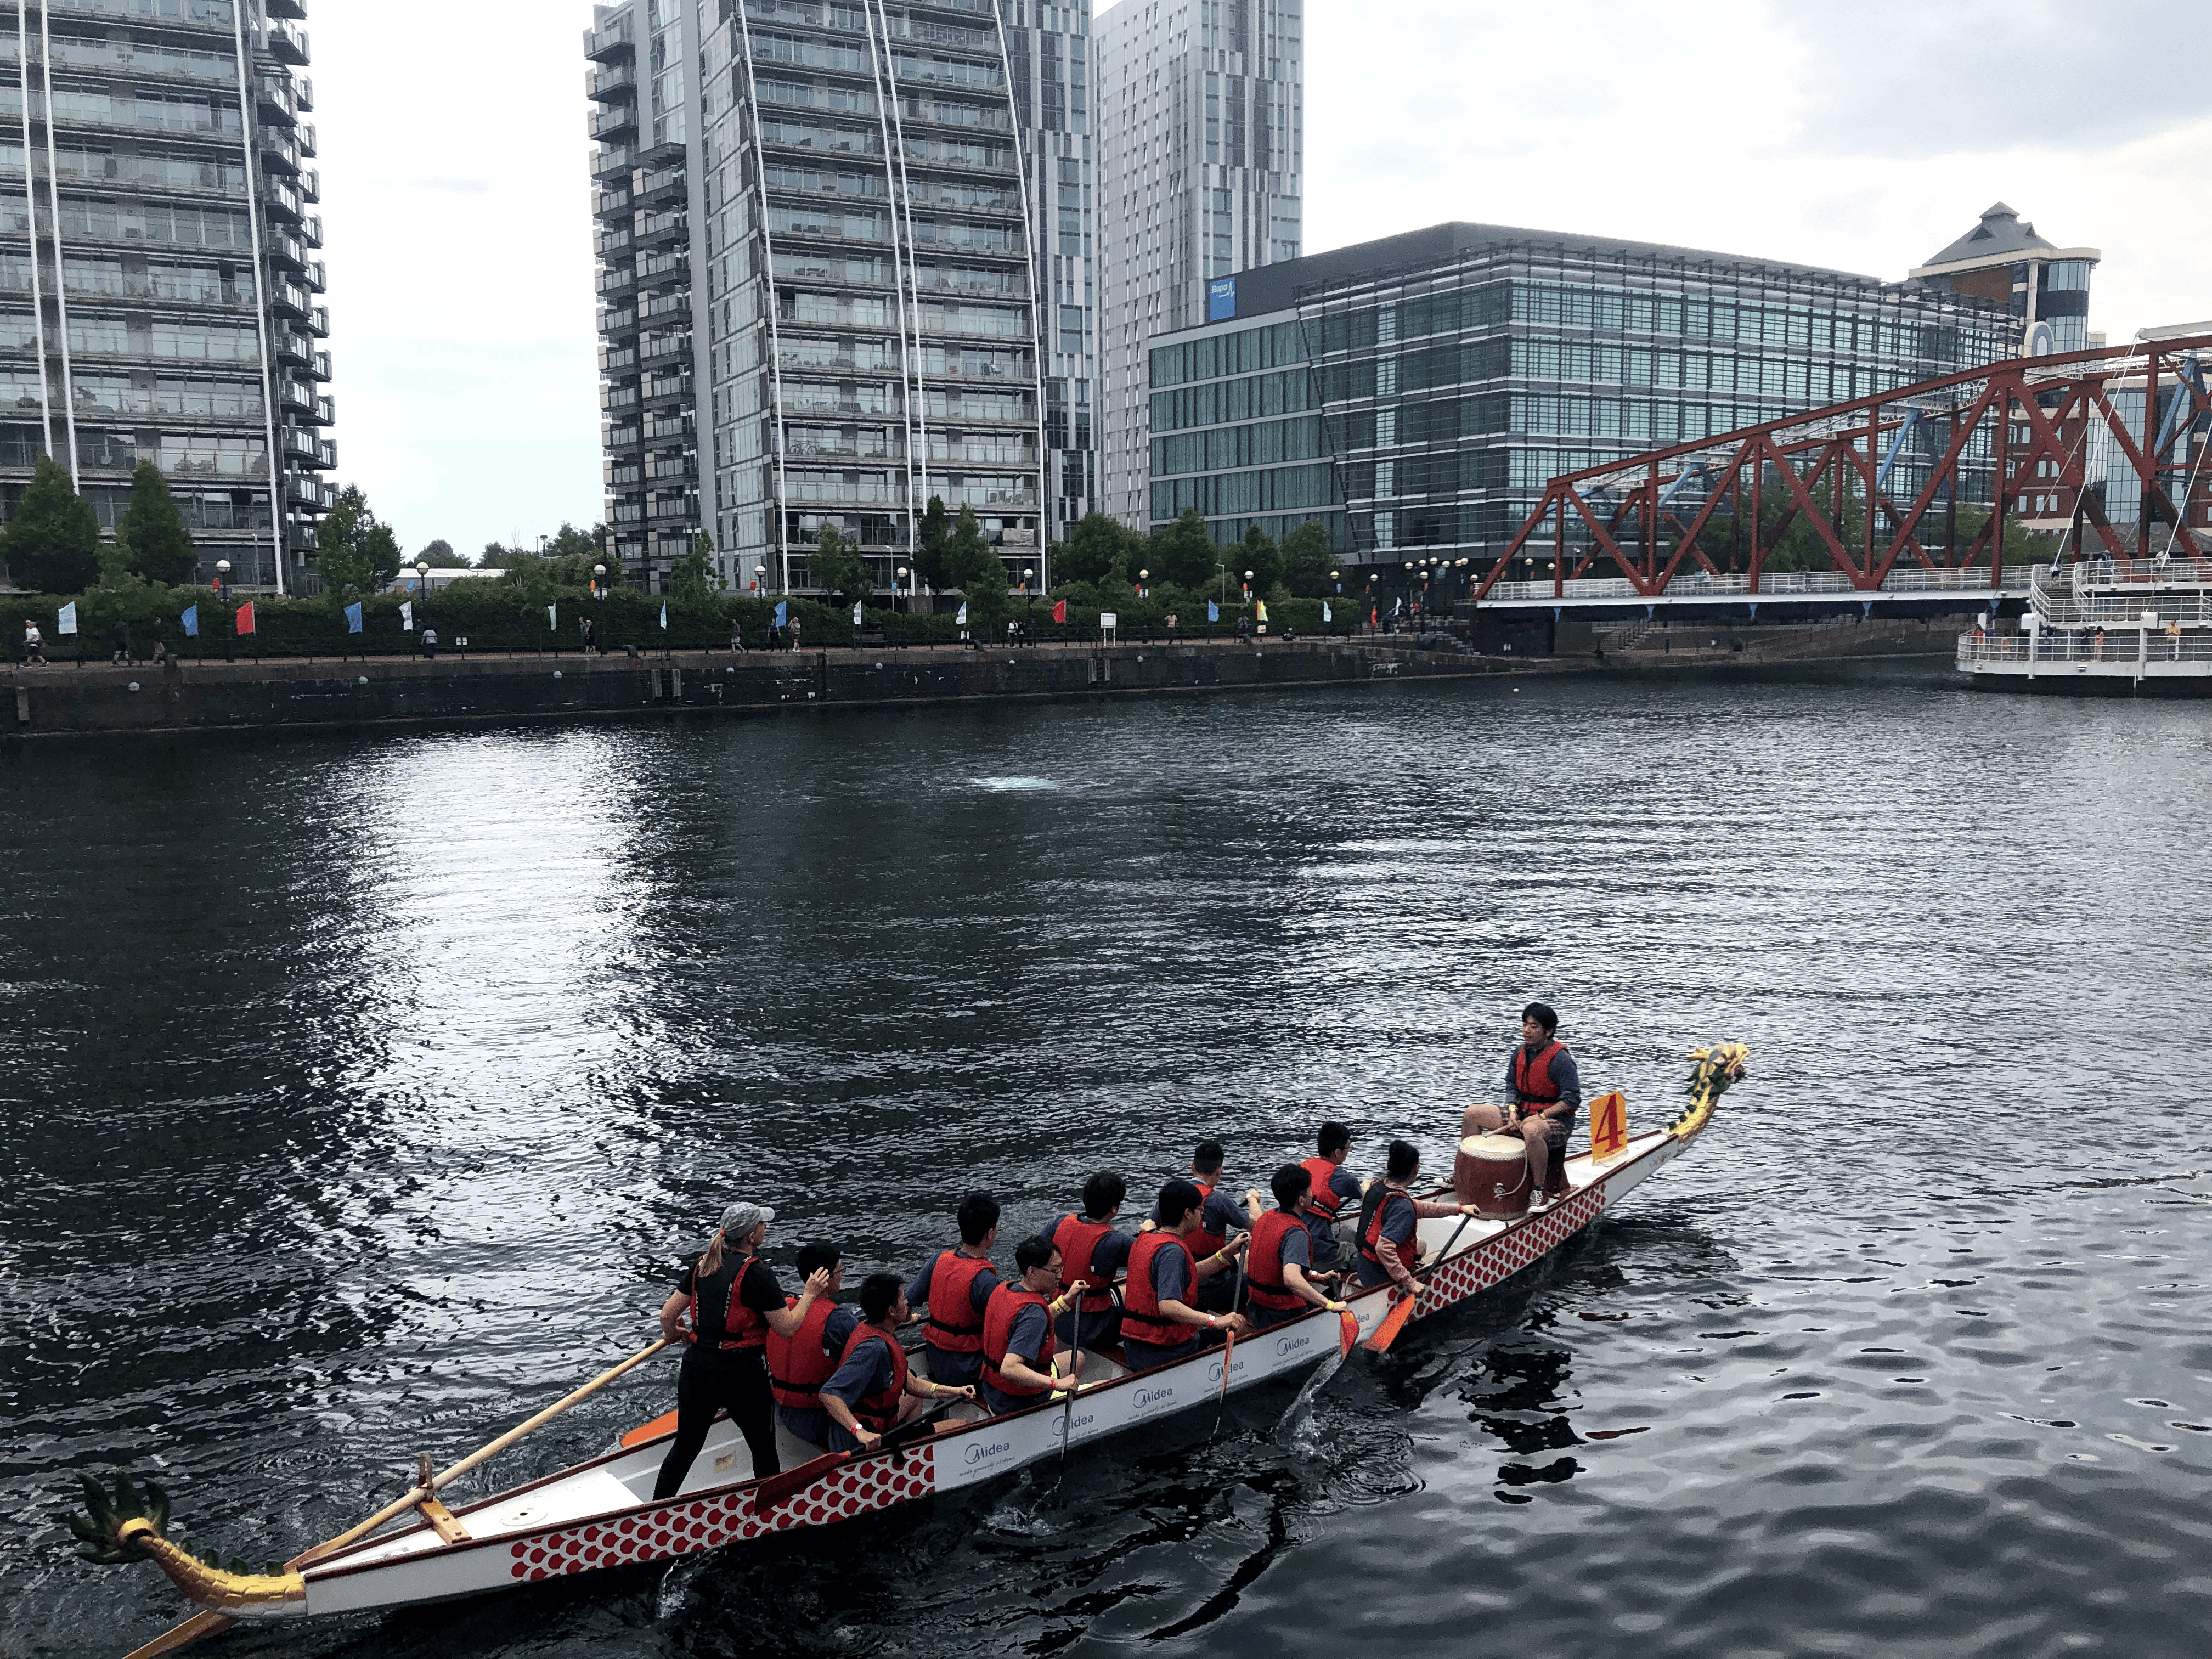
[956,602,967,625]
[180,604,199,638]
[774,601,788,626]
[1207,601,1219,622]
[345,601,363,634]
[659,602,668,629]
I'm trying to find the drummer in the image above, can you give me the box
[1462,1001,1581,1209]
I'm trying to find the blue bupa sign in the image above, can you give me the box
[1208,275,1237,321]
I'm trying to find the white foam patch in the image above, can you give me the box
[972,776,1063,792]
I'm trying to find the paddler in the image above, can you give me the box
[1032,1172,1132,1350]
[653,1200,831,1498]
[1242,1165,1353,1330]
[766,1241,860,1450]
[1137,1141,1258,1313]
[1120,1179,1250,1370]
[1357,1140,1475,1291]
[819,1273,978,1453]
[1461,1002,1581,1209]
[981,1238,1085,1414]
[902,1192,1002,1389]
[1300,1121,1367,1273]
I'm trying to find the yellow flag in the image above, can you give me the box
[1255,600,1268,622]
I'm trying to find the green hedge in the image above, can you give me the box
[2,583,1367,662]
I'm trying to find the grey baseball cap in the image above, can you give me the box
[718,1201,774,1238]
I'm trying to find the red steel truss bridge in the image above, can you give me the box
[1471,330,2212,619]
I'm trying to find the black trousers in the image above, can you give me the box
[653,1349,777,1499]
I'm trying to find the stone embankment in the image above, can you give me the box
[3,637,1579,739]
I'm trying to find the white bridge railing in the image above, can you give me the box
[1957,630,2212,667]
[1483,567,2029,604]
[2029,564,2212,630]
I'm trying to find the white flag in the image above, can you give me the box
[547,603,557,629]
[1322,601,1333,622]
[956,602,968,625]
[399,600,414,631]
[852,600,862,624]
[57,601,77,635]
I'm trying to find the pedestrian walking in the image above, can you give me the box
[111,620,131,664]
[24,620,47,664]
[788,614,803,652]
[729,617,747,654]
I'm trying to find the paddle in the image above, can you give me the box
[123,1335,678,1659]
[620,1408,680,1450]
[1216,1233,1249,1403]
[1359,1197,1478,1356]
[1057,1287,1085,1465]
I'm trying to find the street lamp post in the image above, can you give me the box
[215,558,233,661]
[592,562,607,656]
[415,560,431,657]
[1022,566,1034,641]
[896,565,909,617]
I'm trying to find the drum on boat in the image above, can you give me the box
[1454,1133,1531,1217]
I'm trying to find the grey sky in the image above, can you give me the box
[314,2,2210,561]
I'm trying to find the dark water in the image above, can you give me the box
[5,673,2211,1659]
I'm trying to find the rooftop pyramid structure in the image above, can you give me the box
[1923,203,2057,269]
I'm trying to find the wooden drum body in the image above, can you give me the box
[1453,1133,1531,1217]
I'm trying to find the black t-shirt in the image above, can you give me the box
[678,1255,785,1350]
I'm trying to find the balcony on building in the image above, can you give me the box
[256,75,298,127]
[641,373,691,409]
[599,263,639,302]
[264,20,309,63]
[634,209,686,252]
[298,167,320,202]
[295,121,318,157]
[588,61,636,101]
[264,177,303,223]
[266,232,308,273]
[633,165,685,207]
[593,145,636,182]
[639,331,690,367]
[307,305,330,337]
[259,128,301,174]
[585,16,635,60]
[589,102,637,143]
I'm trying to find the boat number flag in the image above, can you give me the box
[399,601,414,631]
[774,601,788,627]
[1589,1090,1629,1161]
[1207,601,1219,622]
[57,601,77,634]
[1322,601,1333,622]
[1052,599,1067,624]
[345,601,363,634]
[181,604,199,638]
[236,601,257,636]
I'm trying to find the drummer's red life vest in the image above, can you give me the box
[835,1324,910,1432]
[1245,1210,1310,1312]
[1121,1232,1196,1347]
[765,1296,837,1407]
[981,1284,1058,1399]
[1361,1186,1419,1277]
[1190,1180,1227,1257]
[923,1249,993,1353]
[1051,1212,1118,1313]
[690,1253,770,1351]
[1300,1156,1348,1220]
[1515,1041,1566,1106]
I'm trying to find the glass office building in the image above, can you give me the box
[588,0,1072,595]
[1909,202,2098,358]
[2,0,334,591]
[1146,222,2022,565]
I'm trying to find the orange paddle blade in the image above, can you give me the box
[1338,1309,1359,1357]
[1217,1333,1238,1401]
[620,1408,680,1449]
[1361,1291,1418,1354]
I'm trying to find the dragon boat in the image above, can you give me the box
[73,1046,1748,1656]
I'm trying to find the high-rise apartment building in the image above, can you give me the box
[588,0,1069,596]
[1093,0,1299,528]
[2,0,334,592]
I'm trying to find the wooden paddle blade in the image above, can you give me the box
[1216,1333,1237,1401]
[121,1610,233,1659]
[1361,1291,1418,1354]
[753,1451,849,1511]
[1337,1309,1359,1358]
[619,1408,680,1449]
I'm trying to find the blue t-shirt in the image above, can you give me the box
[1147,1240,1192,1306]
[822,1329,902,1452]
[776,1304,861,1447]
[1003,1301,1051,1364]
[1306,1166,1362,1262]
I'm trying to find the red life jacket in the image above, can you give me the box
[765,1296,837,1407]
[1515,1041,1565,1105]
[1301,1156,1348,1218]
[1121,1232,1195,1347]
[1190,1179,1228,1257]
[1245,1210,1309,1312]
[924,1249,993,1353]
[981,1283,1058,1399]
[1361,1186,1419,1277]
[1052,1212,1118,1314]
[690,1252,770,1351]
[836,1324,910,1433]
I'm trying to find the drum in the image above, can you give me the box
[1453,1133,1531,1218]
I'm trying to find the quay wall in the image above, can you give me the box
[3,640,1566,739]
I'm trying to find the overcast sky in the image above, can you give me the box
[313,1,2212,560]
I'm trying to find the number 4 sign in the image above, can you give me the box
[1589,1090,1629,1161]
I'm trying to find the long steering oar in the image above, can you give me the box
[121,1336,675,1659]
[1363,1209,1477,1356]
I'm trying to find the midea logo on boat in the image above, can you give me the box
[960,1438,1013,1467]
[1206,1357,1246,1385]
[1273,1333,1311,1358]
[1047,1412,1095,1440]
[1132,1386,1175,1411]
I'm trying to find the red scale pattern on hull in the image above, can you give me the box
[505,1458,936,1581]
[1415,1183,1605,1316]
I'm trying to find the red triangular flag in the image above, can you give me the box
[235,601,257,636]
[1052,599,1067,624]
